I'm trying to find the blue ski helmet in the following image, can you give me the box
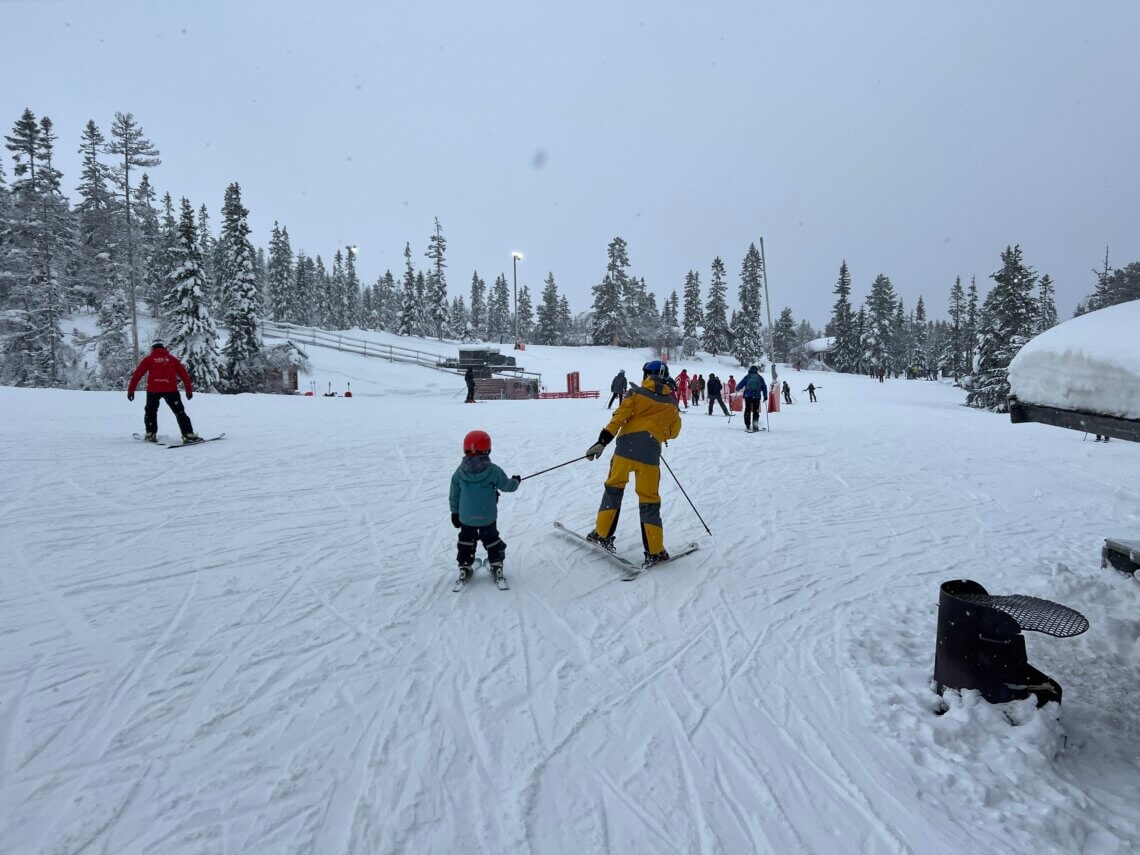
[643,360,669,380]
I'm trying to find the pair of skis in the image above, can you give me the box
[451,559,510,593]
[133,433,226,448]
[553,522,698,581]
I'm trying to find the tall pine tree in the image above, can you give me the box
[106,112,160,360]
[966,245,1038,412]
[827,260,858,372]
[218,182,262,391]
[862,273,898,374]
[165,198,220,391]
[266,222,293,322]
[536,273,561,345]
[702,257,730,354]
[682,270,702,338]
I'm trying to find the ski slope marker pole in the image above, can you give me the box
[519,455,587,482]
[660,454,712,536]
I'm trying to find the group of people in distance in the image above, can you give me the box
[609,364,781,431]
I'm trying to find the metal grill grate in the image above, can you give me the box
[956,593,1089,638]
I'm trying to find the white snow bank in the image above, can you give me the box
[1008,301,1140,420]
[805,336,835,354]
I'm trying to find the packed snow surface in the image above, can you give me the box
[2,340,1139,854]
[1009,300,1140,419]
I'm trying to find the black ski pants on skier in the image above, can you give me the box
[607,391,624,409]
[144,391,194,435]
[743,397,762,428]
[457,522,506,566]
[707,393,728,415]
[808,389,817,402]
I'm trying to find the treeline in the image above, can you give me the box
[822,245,1139,413]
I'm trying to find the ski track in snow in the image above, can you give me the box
[1,352,1139,854]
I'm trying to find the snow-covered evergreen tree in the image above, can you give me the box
[344,246,361,329]
[73,119,117,311]
[376,270,397,331]
[731,244,764,368]
[291,252,315,325]
[2,112,73,386]
[890,300,908,375]
[681,270,702,339]
[909,296,928,373]
[165,198,220,391]
[966,245,1038,412]
[106,112,160,360]
[964,276,979,370]
[557,295,573,344]
[827,260,858,372]
[329,250,346,328]
[487,273,511,341]
[535,272,561,344]
[702,257,730,354]
[1036,273,1057,333]
[661,290,679,329]
[447,294,468,339]
[95,286,132,388]
[133,173,161,310]
[398,243,418,336]
[266,223,293,322]
[771,307,796,363]
[862,273,897,374]
[516,284,533,342]
[946,275,966,379]
[196,202,217,312]
[591,237,628,345]
[469,271,485,339]
[425,218,448,339]
[218,182,262,391]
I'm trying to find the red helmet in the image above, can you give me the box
[463,429,492,455]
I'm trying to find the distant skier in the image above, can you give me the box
[727,374,737,396]
[691,374,703,406]
[607,369,628,409]
[127,340,202,443]
[584,360,682,566]
[803,383,817,403]
[676,369,690,409]
[464,366,476,403]
[782,381,792,404]
[449,430,521,587]
[706,373,729,415]
[737,365,768,432]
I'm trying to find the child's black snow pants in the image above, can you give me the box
[457,522,506,566]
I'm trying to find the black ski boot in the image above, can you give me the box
[643,550,670,568]
[586,530,616,551]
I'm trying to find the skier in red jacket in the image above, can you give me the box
[127,341,202,443]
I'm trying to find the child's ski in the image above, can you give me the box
[620,542,700,581]
[132,433,170,445]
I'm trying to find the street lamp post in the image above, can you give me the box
[511,251,524,347]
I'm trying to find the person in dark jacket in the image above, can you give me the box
[607,370,628,409]
[803,382,817,403]
[464,366,476,403]
[737,365,768,432]
[782,381,793,404]
[127,341,201,442]
[706,373,729,415]
[449,430,521,584]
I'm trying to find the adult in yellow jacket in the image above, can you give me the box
[585,360,682,564]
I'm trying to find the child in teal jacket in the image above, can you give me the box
[450,430,520,584]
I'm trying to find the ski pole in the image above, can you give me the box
[518,455,587,482]
[660,454,712,536]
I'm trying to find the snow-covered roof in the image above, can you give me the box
[805,336,835,354]
[1008,300,1140,420]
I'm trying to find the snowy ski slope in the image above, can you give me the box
[1,342,1138,854]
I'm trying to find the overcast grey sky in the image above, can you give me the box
[4,0,1138,324]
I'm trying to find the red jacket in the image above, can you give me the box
[128,348,193,395]
[676,372,690,392]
